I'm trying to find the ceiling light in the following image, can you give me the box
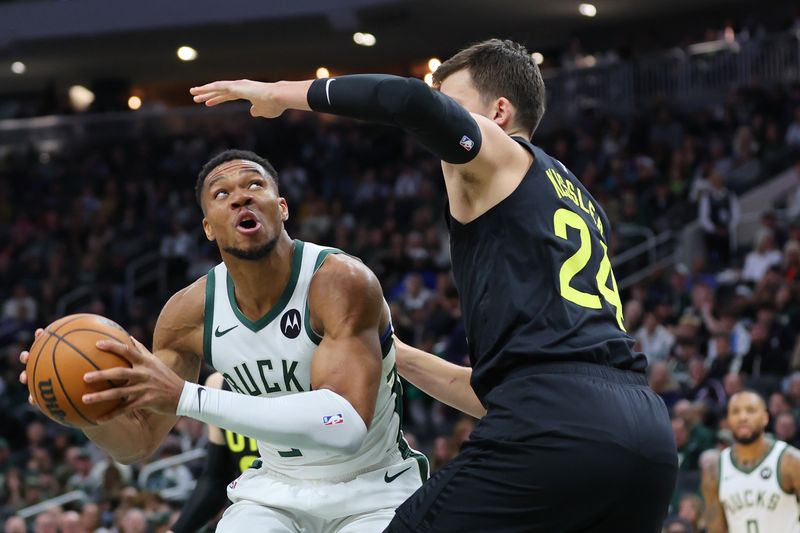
[353,32,376,47]
[579,3,597,17]
[427,58,441,72]
[424,73,433,86]
[316,67,330,79]
[128,96,142,110]
[177,46,198,61]
[11,61,26,74]
[531,52,544,65]
[68,85,95,112]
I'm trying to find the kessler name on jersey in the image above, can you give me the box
[545,167,604,236]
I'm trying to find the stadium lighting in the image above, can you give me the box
[428,58,441,72]
[424,73,433,86]
[128,96,142,110]
[11,61,26,74]
[531,52,544,65]
[353,32,376,47]
[316,67,330,79]
[177,46,198,61]
[68,85,95,112]
[579,3,597,17]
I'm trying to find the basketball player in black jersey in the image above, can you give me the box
[191,38,677,532]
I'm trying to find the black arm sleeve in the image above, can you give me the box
[170,441,238,533]
[307,74,482,164]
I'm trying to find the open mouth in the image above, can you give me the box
[235,211,262,234]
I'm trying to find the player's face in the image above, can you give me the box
[438,69,494,118]
[727,392,768,445]
[201,160,288,260]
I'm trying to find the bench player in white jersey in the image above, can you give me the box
[19,149,427,532]
[702,390,800,533]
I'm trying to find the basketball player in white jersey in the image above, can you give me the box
[19,149,426,532]
[702,390,800,533]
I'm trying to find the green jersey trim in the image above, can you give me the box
[776,444,792,495]
[203,269,216,368]
[730,441,776,474]
[303,247,343,345]
[226,240,305,333]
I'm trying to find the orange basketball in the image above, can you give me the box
[26,313,133,428]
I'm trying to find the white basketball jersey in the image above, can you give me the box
[203,240,422,480]
[719,440,799,533]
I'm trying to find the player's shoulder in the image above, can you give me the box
[311,253,380,295]
[153,276,207,349]
[778,442,800,493]
[779,442,800,469]
[701,447,723,480]
[204,371,225,389]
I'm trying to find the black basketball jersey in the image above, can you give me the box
[448,137,647,400]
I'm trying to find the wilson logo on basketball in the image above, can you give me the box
[38,379,66,422]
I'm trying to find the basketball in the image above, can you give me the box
[26,313,133,428]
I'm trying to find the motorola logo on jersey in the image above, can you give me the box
[760,466,772,480]
[281,309,302,339]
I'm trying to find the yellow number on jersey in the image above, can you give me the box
[553,208,626,331]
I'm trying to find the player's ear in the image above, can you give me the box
[202,218,215,241]
[492,96,515,130]
[279,197,289,222]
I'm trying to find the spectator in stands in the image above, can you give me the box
[648,361,682,409]
[785,106,800,147]
[120,508,147,533]
[34,510,57,533]
[742,229,783,283]
[698,169,739,267]
[708,332,738,379]
[58,510,82,533]
[774,412,800,447]
[2,516,25,533]
[722,372,744,398]
[677,493,704,533]
[685,357,726,409]
[636,312,675,363]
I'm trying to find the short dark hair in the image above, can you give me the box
[196,149,279,209]
[433,38,546,138]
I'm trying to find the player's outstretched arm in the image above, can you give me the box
[169,373,237,533]
[779,445,800,499]
[190,77,528,193]
[701,451,728,533]
[81,280,205,464]
[394,337,486,419]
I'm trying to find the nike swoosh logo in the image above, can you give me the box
[215,325,238,337]
[197,386,205,413]
[384,467,411,483]
[325,78,334,105]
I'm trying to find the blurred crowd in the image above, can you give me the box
[1,58,800,533]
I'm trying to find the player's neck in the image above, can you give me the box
[225,234,295,321]
[733,437,772,466]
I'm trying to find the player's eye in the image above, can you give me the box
[213,190,228,199]
[248,181,263,190]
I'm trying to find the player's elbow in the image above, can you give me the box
[325,423,368,456]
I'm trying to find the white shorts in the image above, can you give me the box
[217,453,426,533]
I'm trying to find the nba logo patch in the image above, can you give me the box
[323,413,344,426]
[459,135,475,151]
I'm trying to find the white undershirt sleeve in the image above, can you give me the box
[176,381,368,455]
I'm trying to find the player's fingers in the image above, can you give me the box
[28,394,34,406]
[190,80,236,95]
[205,94,239,107]
[19,350,29,365]
[34,328,44,339]
[191,90,223,103]
[19,369,27,385]
[84,367,139,384]
[96,339,144,363]
[82,384,141,405]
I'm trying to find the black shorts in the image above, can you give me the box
[386,362,677,533]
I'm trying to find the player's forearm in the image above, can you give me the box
[395,340,486,418]
[83,412,173,464]
[177,384,367,455]
[304,74,482,164]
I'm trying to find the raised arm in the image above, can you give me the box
[700,451,728,533]
[394,336,486,419]
[190,77,530,216]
